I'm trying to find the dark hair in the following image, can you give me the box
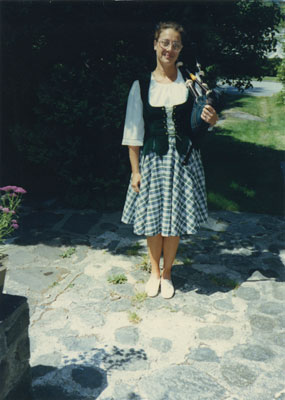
[154,21,185,42]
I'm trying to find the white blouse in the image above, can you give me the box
[121,69,189,146]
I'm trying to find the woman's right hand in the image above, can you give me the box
[131,172,141,193]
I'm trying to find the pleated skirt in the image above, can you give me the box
[121,136,208,237]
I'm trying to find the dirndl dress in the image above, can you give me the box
[121,70,208,237]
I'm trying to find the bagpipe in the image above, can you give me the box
[177,61,223,165]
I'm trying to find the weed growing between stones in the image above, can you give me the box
[211,234,220,241]
[209,274,240,289]
[60,247,76,258]
[126,242,143,256]
[182,257,194,265]
[107,274,128,285]
[136,254,151,273]
[128,311,142,324]
[131,292,147,307]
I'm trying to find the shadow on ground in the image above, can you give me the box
[31,346,146,399]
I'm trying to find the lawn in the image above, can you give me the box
[202,93,284,216]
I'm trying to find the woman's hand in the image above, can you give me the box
[132,172,141,193]
[201,104,218,126]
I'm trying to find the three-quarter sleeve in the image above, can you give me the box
[121,80,145,146]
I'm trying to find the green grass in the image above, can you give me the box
[261,76,279,82]
[131,291,147,306]
[60,247,76,258]
[136,254,151,273]
[220,95,285,149]
[202,93,284,215]
[107,274,127,284]
[128,311,142,324]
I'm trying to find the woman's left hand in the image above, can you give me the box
[201,105,218,127]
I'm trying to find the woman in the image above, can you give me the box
[121,21,218,299]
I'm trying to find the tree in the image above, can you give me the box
[1,0,282,206]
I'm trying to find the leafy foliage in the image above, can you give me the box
[1,1,282,208]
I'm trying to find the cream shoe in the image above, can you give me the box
[161,278,175,299]
[145,276,161,297]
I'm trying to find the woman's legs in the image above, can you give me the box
[146,234,180,298]
[147,234,180,279]
[162,236,180,280]
[147,234,163,278]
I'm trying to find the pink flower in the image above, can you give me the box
[12,223,19,229]
[0,206,3,210]
[11,219,17,223]
[0,185,17,191]
[2,207,10,213]
[14,187,27,194]
[10,210,16,215]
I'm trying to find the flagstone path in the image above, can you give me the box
[3,201,285,400]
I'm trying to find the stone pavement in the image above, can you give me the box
[2,200,285,400]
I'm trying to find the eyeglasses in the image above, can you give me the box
[158,39,183,52]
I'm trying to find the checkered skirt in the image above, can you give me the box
[121,136,208,237]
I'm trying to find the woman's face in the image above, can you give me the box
[154,28,182,66]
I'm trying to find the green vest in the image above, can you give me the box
[139,75,195,157]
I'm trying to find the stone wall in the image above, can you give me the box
[0,294,32,400]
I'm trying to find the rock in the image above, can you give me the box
[268,244,280,255]
[32,384,82,400]
[249,315,276,332]
[263,257,283,269]
[236,286,260,301]
[72,366,104,389]
[109,283,134,297]
[108,240,120,252]
[186,347,219,363]
[31,365,57,380]
[226,344,275,362]
[6,249,36,266]
[144,296,167,311]
[221,362,258,387]
[138,365,226,400]
[258,302,284,316]
[271,332,285,347]
[111,383,141,400]
[198,326,233,341]
[32,352,62,368]
[213,299,234,311]
[61,336,97,352]
[277,314,285,328]
[247,270,271,281]
[150,337,172,353]
[114,327,139,345]
[182,304,209,317]
[33,244,62,261]
[109,299,132,312]
[73,306,105,328]
[271,283,285,301]
[6,265,69,293]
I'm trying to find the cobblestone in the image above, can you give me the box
[2,206,284,399]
